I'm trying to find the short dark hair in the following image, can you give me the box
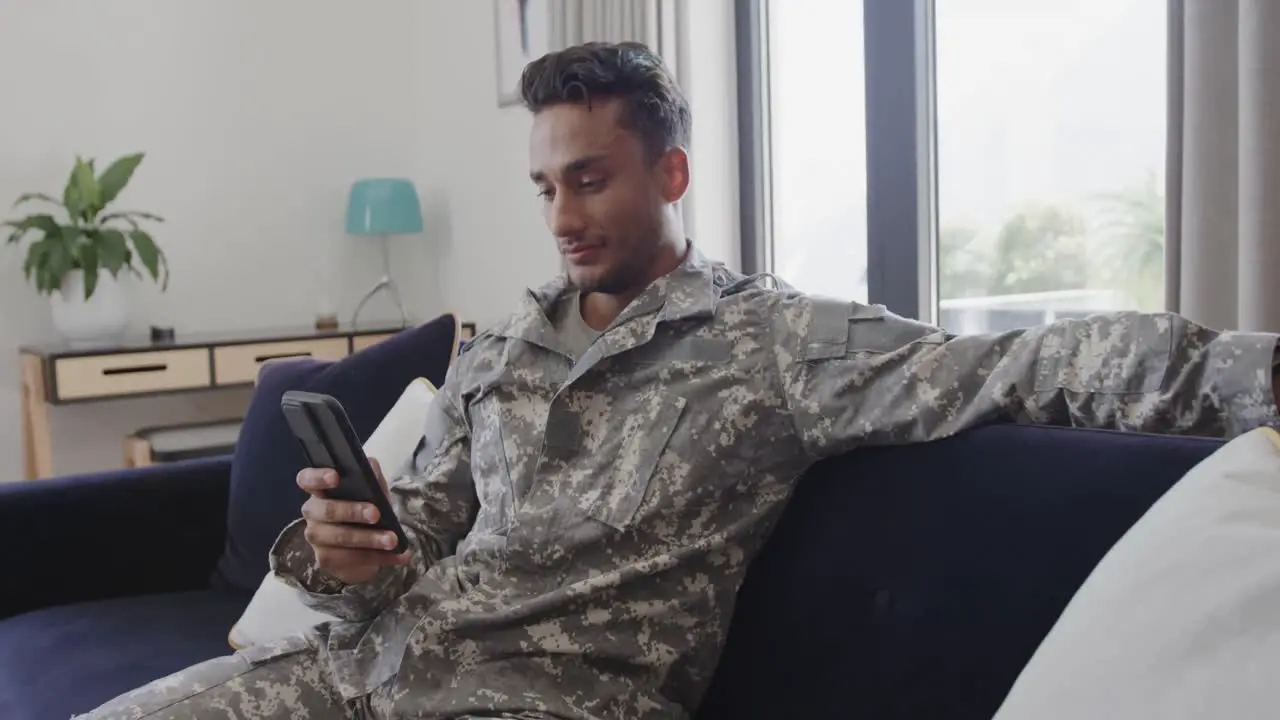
[520,41,691,160]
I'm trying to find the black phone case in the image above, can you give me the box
[280,390,409,554]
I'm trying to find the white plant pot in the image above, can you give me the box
[50,270,130,345]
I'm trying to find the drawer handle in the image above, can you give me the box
[102,363,168,376]
[254,352,313,363]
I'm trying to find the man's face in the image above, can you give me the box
[530,100,675,295]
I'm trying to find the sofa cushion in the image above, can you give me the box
[993,427,1280,719]
[0,590,248,720]
[698,423,1223,720]
[213,315,458,592]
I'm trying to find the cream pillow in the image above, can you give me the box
[993,427,1280,719]
[227,378,438,650]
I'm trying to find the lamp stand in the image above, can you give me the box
[351,235,408,330]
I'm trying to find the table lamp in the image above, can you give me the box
[345,178,423,328]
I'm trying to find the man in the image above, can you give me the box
[83,41,1280,720]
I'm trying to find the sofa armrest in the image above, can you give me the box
[0,455,234,621]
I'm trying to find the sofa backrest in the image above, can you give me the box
[698,423,1224,720]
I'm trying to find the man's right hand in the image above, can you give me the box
[296,458,411,586]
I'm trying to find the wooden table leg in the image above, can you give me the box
[20,352,53,480]
[124,435,153,469]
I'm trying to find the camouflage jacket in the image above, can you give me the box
[271,247,1280,719]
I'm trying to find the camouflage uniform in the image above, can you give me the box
[81,247,1280,719]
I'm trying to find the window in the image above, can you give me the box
[935,0,1166,333]
[740,0,1168,332]
[763,0,868,302]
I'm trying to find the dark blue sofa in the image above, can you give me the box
[0,419,1224,719]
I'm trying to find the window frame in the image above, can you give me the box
[736,0,938,322]
[734,0,772,278]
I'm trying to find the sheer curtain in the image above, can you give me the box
[1168,0,1280,331]
[545,0,678,69]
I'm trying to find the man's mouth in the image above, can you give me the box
[564,245,603,263]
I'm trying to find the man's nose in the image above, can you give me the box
[549,193,588,238]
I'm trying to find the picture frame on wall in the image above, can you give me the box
[494,0,553,107]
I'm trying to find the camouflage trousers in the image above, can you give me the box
[73,634,531,720]
[73,634,390,720]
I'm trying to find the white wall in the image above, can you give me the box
[0,0,438,479]
[408,2,560,329]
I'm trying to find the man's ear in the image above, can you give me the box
[657,147,691,204]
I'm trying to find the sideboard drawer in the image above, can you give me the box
[53,349,212,401]
[352,333,396,353]
[213,338,349,385]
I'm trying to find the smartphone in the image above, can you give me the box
[280,390,409,554]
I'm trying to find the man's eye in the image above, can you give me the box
[537,187,554,200]
[580,178,604,191]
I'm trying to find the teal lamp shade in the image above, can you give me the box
[345,178,423,236]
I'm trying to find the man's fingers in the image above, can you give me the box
[296,468,338,493]
[302,497,379,525]
[297,461,406,585]
[296,462,390,496]
[303,520,400,551]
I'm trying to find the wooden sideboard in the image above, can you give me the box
[18,322,407,480]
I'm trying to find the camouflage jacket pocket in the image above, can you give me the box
[804,299,943,360]
[585,392,687,531]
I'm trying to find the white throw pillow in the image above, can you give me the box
[227,378,438,650]
[993,427,1280,719]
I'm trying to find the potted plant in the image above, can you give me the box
[4,152,169,344]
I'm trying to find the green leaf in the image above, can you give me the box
[63,158,84,221]
[99,213,138,231]
[99,209,164,236]
[95,229,130,275]
[61,225,82,257]
[73,158,102,220]
[13,214,60,234]
[35,232,70,291]
[12,192,61,208]
[76,228,97,260]
[101,209,163,224]
[41,240,74,295]
[97,153,144,207]
[4,214,61,245]
[22,237,53,281]
[128,229,166,287]
[81,244,100,300]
